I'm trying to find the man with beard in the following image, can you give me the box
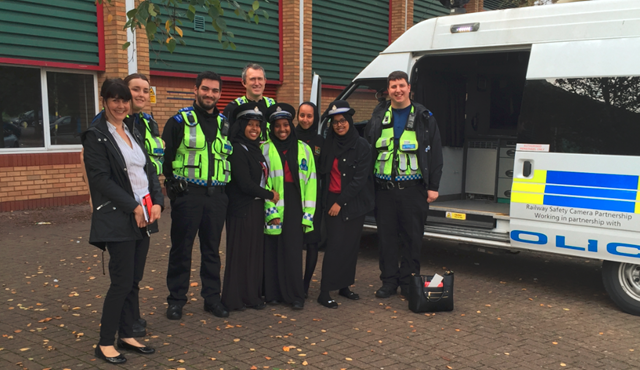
[162,71,232,320]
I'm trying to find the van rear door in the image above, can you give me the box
[509,38,640,264]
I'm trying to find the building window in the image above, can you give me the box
[47,72,96,146]
[1,65,43,148]
[0,64,97,151]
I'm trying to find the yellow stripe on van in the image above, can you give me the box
[511,182,545,194]
[635,202,640,214]
[511,192,544,205]
[513,169,547,184]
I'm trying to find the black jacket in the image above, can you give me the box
[322,137,375,221]
[225,142,274,217]
[365,101,443,191]
[81,114,164,250]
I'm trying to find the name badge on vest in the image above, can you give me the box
[300,158,308,171]
[402,143,417,151]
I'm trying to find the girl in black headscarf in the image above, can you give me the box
[295,102,324,297]
[262,103,317,310]
[222,102,279,311]
[317,100,374,309]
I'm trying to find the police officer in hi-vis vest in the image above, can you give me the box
[162,71,232,320]
[365,71,443,299]
[223,63,276,127]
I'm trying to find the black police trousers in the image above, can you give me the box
[374,184,429,289]
[166,186,228,307]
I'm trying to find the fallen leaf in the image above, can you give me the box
[20,348,29,351]
[346,357,352,361]
[233,338,240,342]
[190,282,198,287]
[560,363,566,367]
[283,346,290,352]
[302,360,308,365]
[251,366,258,370]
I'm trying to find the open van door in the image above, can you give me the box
[509,38,640,315]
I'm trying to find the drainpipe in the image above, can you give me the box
[299,0,304,105]
[126,0,137,74]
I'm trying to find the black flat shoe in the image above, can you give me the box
[375,285,397,298]
[137,318,147,328]
[95,345,127,364]
[117,339,155,355]
[317,296,338,309]
[166,304,182,320]
[291,301,304,310]
[204,302,229,318]
[267,300,281,306]
[339,289,360,300]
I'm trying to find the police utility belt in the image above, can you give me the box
[375,179,422,190]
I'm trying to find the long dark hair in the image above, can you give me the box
[100,78,132,101]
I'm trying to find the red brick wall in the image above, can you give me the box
[0,153,88,212]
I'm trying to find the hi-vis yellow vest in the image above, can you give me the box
[261,140,317,235]
[172,107,233,186]
[235,96,276,107]
[138,113,164,176]
[374,105,422,181]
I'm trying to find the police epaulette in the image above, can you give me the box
[173,106,195,123]
[141,112,153,120]
[425,109,433,117]
[219,113,227,120]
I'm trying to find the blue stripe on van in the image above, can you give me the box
[546,171,638,190]
[544,185,637,201]
[544,195,636,213]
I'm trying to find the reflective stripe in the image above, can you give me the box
[409,153,418,171]
[398,153,407,171]
[303,200,316,208]
[270,169,284,178]
[188,125,198,148]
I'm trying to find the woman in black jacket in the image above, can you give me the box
[222,102,279,311]
[295,102,324,296]
[317,100,374,309]
[82,79,164,364]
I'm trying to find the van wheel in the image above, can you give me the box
[602,261,640,316]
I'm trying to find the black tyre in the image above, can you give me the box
[602,260,640,316]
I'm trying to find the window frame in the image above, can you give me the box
[0,63,99,154]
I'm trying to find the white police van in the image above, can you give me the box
[337,0,640,314]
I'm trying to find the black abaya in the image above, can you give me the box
[221,199,265,310]
[320,192,365,291]
[264,182,305,304]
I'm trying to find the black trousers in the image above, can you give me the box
[99,235,150,346]
[167,188,228,307]
[374,185,429,289]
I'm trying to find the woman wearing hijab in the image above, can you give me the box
[262,103,317,310]
[317,100,374,309]
[295,102,324,297]
[221,102,280,311]
[82,78,163,363]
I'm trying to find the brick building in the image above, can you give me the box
[0,0,488,212]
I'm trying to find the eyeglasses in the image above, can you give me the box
[331,118,348,126]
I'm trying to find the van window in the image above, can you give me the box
[517,77,640,155]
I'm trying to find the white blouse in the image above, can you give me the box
[107,121,150,205]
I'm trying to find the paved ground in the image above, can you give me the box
[1,200,639,370]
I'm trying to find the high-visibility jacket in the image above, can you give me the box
[235,96,276,108]
[261,140,317,235]
[374,105,423,181]
[171,107,233,186]
[136,112,164,176]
